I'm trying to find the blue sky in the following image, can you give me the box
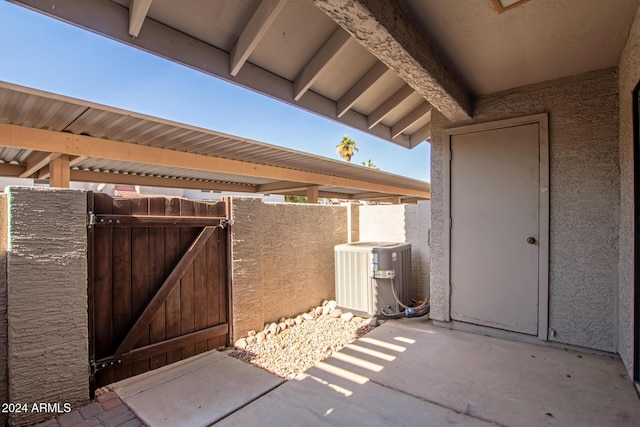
[0,1,430,181]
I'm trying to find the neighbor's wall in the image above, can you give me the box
[6,187,89,426]
[359,201,431,300]
[230,198,351,339]
[0,195,7,427]
[262,202,349,322]
[618,5,640,377]
[431,68,620,352]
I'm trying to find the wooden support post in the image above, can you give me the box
[392,196,402,205]
[49,154,70,188]
[306,186,319,204]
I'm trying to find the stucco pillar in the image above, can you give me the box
[230,198,265,341]
[6,187,89,426]
[0,195,8,427]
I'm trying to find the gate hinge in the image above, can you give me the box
[87,211,97,230]
[90,359,122,374]
[219,219,232,229]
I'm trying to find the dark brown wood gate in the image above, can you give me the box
[87,193,231,391]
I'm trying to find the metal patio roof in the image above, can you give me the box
[0,81,430,202]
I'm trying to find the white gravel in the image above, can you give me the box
[229,314,375,380]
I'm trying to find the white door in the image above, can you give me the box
[450,123,539,335]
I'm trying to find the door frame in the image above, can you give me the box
[632,81,640,383]
[443,113,550,340]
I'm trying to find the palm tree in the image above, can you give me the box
[361,159,380,169]
[336,136,358,162]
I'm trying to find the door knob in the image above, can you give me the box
[527,237,536,244]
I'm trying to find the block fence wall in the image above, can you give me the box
[4,187,89,426]
[230,198,353,339]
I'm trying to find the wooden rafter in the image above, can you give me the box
[368,85,414,129]
[337,62,390,118]
[294,28,352,101]
[230,0,287,76]
[129,0,152,37]
[391,102,432,139]
[410,122,432,147]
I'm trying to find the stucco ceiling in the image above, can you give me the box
[402,0,640,94]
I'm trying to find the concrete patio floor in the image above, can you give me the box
[110,319,640,427]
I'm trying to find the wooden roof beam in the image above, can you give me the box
[410,122,432,147]
[0,163,25,177]
[351,192,392,200]
[230,0,287,77]
[391,102,432,139]
[368,85,414,129]
[278,189,350,199]
[129,0,152,38]
[310,0,472,121]
[257,181,311,193]
[337,62,390,118]
[294,28,352,101]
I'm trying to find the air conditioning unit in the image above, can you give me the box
[334,242,411,317]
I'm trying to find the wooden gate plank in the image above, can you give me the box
[112,198,133,382]
[93,215,223,227]
[130,198,150,376]
[164,198,182,364]
[206,202,222,349]
[193,202,209,355]
[148,197,167,370]
[93,193,114,386]
[97,324,228,366]
[114,226,217,356]
[218,225,229,348]
[179,200,196,359]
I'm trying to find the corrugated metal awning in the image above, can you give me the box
[0,81,430,202]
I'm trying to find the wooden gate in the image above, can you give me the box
[87,193,231,390]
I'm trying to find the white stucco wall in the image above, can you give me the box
[359,202,431,300]
[618,6,640,378]
[430,69,620,352]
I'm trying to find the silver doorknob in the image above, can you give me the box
[527,237,536,244]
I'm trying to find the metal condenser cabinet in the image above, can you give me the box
[334,242,411,316]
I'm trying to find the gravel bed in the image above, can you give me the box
[229,314,375,380]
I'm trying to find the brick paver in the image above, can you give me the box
[34,390,144,427]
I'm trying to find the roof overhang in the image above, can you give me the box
[7,0,475,148]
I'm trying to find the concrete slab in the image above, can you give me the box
[323,319,640,427]
[216,369,495,427]
[111,350,284,427]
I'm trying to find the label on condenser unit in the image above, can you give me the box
[370,253,378,277]
[373,270,395,279]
